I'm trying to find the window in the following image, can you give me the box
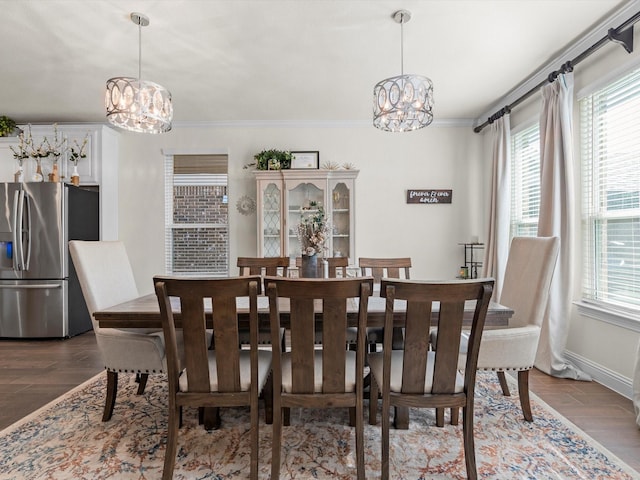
[510,123,540,237]
[165,154,229,276]
[581,67,640,311]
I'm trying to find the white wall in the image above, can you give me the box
[497,34,640,396]
[115,123,483,295]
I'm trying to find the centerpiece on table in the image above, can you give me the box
[296,200,330,278]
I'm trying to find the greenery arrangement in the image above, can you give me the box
[0,116,17,137]
[69,133,90,166]
[244,149,292,170]
[296,200,330,256]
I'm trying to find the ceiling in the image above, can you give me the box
[1,0,635,127]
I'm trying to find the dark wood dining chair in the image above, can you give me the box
[154,275,273,480]
[237,256,290,277]
[368,278,494,480]
[358,257,412,350]
[265,276,374,480]
[358,257,412,283]
[295,256,349,278]
[237,256,289,351]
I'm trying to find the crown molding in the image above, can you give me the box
[171,118,475,129]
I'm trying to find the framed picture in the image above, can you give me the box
[291,151,320,169]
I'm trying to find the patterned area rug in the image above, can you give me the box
[0,371,638,479]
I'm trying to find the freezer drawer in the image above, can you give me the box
[0,280,67,337]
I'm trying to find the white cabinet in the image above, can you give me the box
[0,124,119,240]
[255,170,358,263]
[22,124,110,185]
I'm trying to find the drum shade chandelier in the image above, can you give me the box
[105,12,173,134]
[373,10,433,132]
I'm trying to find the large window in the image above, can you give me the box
[581,67,640,311]
[165,154,229,276]
[510,123,540,238]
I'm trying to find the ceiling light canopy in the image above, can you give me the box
[105,12,173,134]
[373,10,433,132]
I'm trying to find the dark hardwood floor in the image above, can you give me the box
[1,331,638,474]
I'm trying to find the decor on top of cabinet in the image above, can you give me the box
[244,149,292,170]
[68,133,90,186]
[0,116,17,137]
[9,131,29,182]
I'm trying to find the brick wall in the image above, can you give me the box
[171,185,228,274]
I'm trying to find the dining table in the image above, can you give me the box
[94,292,513,429]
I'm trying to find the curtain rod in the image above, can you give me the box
[473,10,640,133]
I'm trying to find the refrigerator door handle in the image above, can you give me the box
[13,189,31,272]
[22,191,31,270]
[0,283,62,289]
[12,190,22,271]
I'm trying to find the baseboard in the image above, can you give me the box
[565,350,633,400]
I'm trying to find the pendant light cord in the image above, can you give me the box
[400,13,404,78]
[138,19,142,81]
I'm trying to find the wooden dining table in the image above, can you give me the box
[94,293,513,330]
[94,292,513,429]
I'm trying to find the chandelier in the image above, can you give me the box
[105,13,173,134]
[373,10,433,132]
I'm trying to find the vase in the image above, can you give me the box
[14,165,24,182]
[32,159,44,182]
[300,254,320,278]
[70,164,80,186]
[48,163,59,182]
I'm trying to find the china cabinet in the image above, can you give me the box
[255,169,358,263]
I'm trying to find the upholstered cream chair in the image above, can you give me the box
[435,236,559,423]
[69,240,170,421]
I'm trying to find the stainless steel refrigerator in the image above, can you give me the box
[0,182,99,338]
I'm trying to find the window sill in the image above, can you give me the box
[574,301,640,333]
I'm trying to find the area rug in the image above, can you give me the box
[0,372,637,479]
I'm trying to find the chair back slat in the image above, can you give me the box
[211,296,242,392]
[180,295,211,392]
[322,298,348,393]
[400,300,432,394]
[289,297,317,393]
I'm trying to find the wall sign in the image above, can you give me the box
[406,189,452,204]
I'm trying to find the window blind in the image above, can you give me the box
[581,67,640,310]
[510,123,540,238]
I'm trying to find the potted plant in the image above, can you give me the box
[245,149,292,170]
[0,116,17,137]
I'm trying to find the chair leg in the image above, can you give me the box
[271,400,282,479]
[518,370,533,422]
[497,371,511,396]
[435,407,445,427]
[162,404,180,480]
[102,370,118,422]
[356,401,364,480]
[262,372,274,425]
[450,407,459,425]
[283,407,291,426]
[250,393,259,479]
[369,376,379,425]
[462,404,478,480]
[349,407,357,427]
[381,395,390,479]
[136,373,149,395]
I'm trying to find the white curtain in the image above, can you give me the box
[482,115,511,300]
[535,73,590,380]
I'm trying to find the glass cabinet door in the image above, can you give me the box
[262,183,282,257]
[331,182,350,260]
[286,182,324,257]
